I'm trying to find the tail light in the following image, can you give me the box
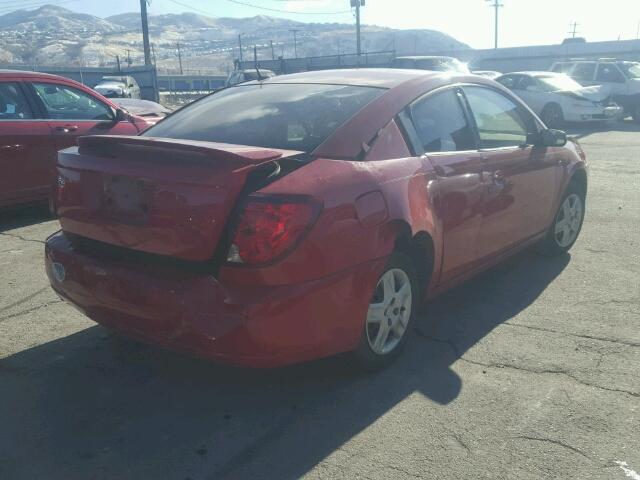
[226,195,321,266]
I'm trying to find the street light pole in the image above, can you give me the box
[351,0,364,56]
[238,33,244,63]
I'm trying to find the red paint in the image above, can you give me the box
[0,71,153,208]
[45,69,587,367]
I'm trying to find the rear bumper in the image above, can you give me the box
[45,232,384,367]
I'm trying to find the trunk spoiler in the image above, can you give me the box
[69,135,284,171]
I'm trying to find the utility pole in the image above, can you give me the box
[254,45,258,68]
[290,29,299,58]
[238,33,244,63]
[176,42,183,74]
[116,55,121,72]
[486,0,503,49]
[126,49,132,67]
[568,22,579,38]
[350,0,364,56]
[151,43,157,65]
[270,40,275,60]
[140,0,152,65]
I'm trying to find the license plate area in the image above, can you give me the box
[102,175,152,225]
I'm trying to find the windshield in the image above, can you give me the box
[618,62,640,79]
[536,75,583,91]
[144,83,384,152]
[101,76,126,83]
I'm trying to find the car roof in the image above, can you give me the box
[0,69,75,81]
[258,68,444,88]
[394,56,453,61]
[505,71,566,77]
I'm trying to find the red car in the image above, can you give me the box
[45,69,587,369]
[0,70,153,208]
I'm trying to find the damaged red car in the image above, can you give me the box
[45,69,587,368]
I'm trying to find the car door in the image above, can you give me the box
[461,85,560,259]
[0,80,56,207]
[594,63,628,104]
[27,81,140,152]
[404,87,486,283]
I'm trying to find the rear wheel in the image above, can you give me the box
[538,182,585,256]
[542,103,565,129]
[353,253,417,370]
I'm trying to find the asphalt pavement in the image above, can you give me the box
[0,122,638,480]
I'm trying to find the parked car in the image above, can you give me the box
[550,59,640,121]
[94,75,141,99]
[0,70,154,208]
[45,69,587,369]
[111,98,171,125]
[225,69,276,87]
[391,56,470,73]
[496,71,622,128]
[473,70,502,79]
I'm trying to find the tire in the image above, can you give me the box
[538,182,585,256]
[632,103,640,123]
[541,103,565,129]
[353,252,418,370]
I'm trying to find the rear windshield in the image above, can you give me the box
[144,83,384,152]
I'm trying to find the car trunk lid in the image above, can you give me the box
[55,135,301,261]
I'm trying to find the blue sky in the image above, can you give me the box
[8,0,640,49]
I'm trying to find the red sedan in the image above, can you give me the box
[45,69,587,369]
[0,70,153,208]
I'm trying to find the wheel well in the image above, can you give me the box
[569,169,587,196]
[393,227,434,295]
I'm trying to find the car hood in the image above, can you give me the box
[557,85,611,102]
[113,99,170,117]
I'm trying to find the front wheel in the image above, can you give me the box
[538,183,585,256]
[353,253,418,370]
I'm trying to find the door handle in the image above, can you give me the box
[482,170,506,194]
[55,125,79,134]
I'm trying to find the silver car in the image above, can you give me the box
[94,76,141,99]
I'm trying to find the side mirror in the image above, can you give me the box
[113,108,130,122]
[540,128,567,147]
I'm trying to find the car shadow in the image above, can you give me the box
[0,203,53,232]
[0,250,569,480]
[565,118,640,141]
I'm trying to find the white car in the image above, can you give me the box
[551,59,640,121]
[496,72,622,128]
[94,76,141,99]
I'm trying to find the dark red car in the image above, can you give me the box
[0,70,153,208]
[45,69,587,369]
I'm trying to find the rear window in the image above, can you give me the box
[145,83,384,152]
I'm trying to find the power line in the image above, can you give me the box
[0,0,81,15]
[167,0,350,16]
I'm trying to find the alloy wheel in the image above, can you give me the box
[554,193,583,248]
[366,268,413,355]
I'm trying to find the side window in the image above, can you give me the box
[573,63,596,82]
[551,63,571,73]
[409,89,476,153]
[497,75,518,90]
[463,86,529,149]
[0,82,33,120]
[31,82,113,121]
[517,76,537,91]
[596,64,625,83]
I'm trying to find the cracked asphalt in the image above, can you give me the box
[1,123,639,480]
